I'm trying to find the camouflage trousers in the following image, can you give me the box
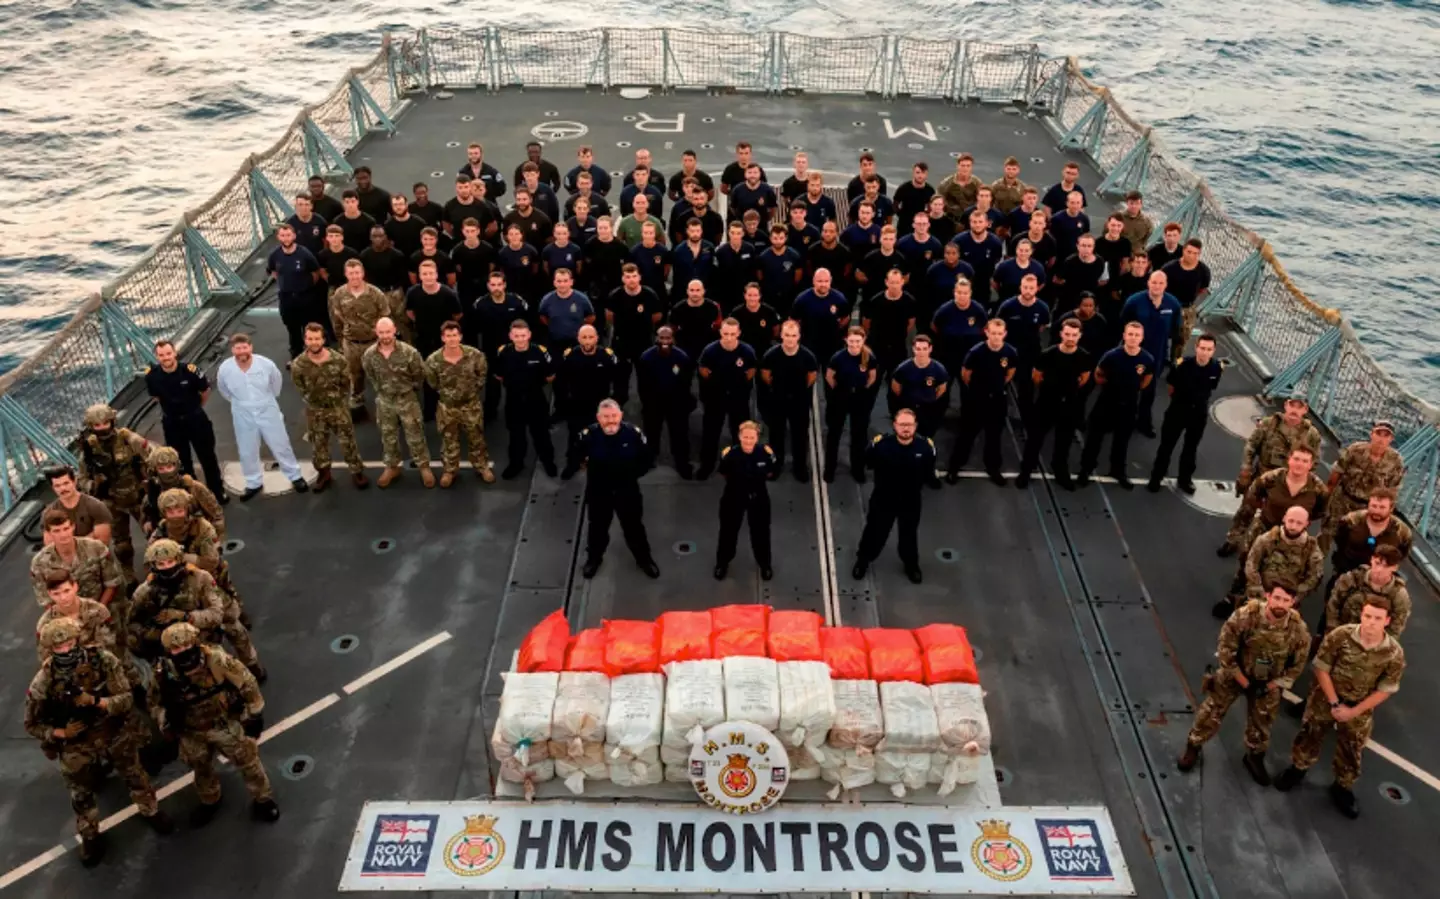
[342,339,375,407]
[1187,671,1283,753]
[105,494,145,588]
[386,290,413,344]
[1290,685,1373,788]
[437,401,490,474]
[221,605,259,669]
[307,405,364,473]
[179,718,273,804]
[1180,306,1200,354]
[1318,491,1364,553]
[58,725,159,839]
[376,395,431,468]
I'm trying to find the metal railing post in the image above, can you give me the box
[1165,182,1207,243]
[1197,248,1263,320]
[1058,95,1107,158]
[661,29,671,92]
[1262,326,1343,402]
[1096,132,1151,197]
[181,225,248,303]
[301,115,354,179]
[348,74,398,143]
[247,166,294,252]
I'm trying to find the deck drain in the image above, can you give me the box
[622,115,636,122]
[934,547,960,564]
[672,540,696,556]
[908,142,925,150]
[1013,129,1027,136]
[544,110,559,116]
[371,538,396,554]
[949,151,962,158]
[700,143,714,150]
[859,147,873,153]
[937,125,950,132]
[994,766,1013,786]
[223,539,245,555]
[1029,157,1044,163]
[446,140,460,148]
[852,121,865,127]
[331,634,360,655]
[281,755,315,781]
[789,145,803,151]
[616,141,631,148]
[460,115,474,122]
[789,119,801,125]
[430,171,444,178]
[1379,782,1411,805]
[702,116,716,123]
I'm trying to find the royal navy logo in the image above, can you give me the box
[971,819,1033,883]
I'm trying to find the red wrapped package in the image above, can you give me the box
[711,604,771,657]
[518,609,569,673]
[914,623,980,684]
[658,610,714,664]
[821,626,870,679]
[863,628,924,683]
[602,619,661,676]
[768,610,824,661]
[565,628,606,672]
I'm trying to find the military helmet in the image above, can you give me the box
[39,618,82,651]
[145,539,184,566]
[158,488,192,513]
[151,446,182,468]
[161,622,201,652]
[83,404,118,428]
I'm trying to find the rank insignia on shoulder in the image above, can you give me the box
[926,438,936,449]
[872,434,883,444]
[187,363,198,372]
[764,445,775,455]
[604,348,614,356]
[142,366,152,375]
[537,345,548,353]
[580,427,590,438]
[721,446,731,458]
[563,347,573,356]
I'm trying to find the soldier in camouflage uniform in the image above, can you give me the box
[329,257,393,411]
[31,510,126,629]
[987,157,1030,215]
[1217,505,1323,618]
[1179,579,1310,785]
[140,445,225,540]
[127,539,228,663]
[76,403,153,585]
[292,322,369,492]
[1275,595,1405,819]
[150,622,279,826]
[938,154,983,222]
[363,316,435,489]
[1228,447,1328,564]
[1325,545,1410,638]
[25,619,174,865]
[425,320,496,488]
[1119,191,1154,253]
[1219,397,1322,556]
[1320,420,1405,552]
[35,571,117,663]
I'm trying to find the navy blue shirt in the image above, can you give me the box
[619,183,665,218]
[1096,346,1156,407]
[931,300,989,357]
[286,214,328,256]
[469,292,530,354]
[541,242,583,279]
[494,342,555,399]
[578,422,651,483]
[1120,292,1183,366]
[529,183,561,222]
[712,241,759,307]
[760,344,819,402]
[962,341,1020,397]
[791,289,851,351]
[866,432,936,494]
[992,257,1047,300]
[267,245,319,294]
[891,358,950,406]
[1166,355,1223,410]
[636,346,694,399]
[827,348,878,393]
[1047,211,1092,262]
[629,242,673,298]
[729,182,778,223]
[786,223,821,254]
[718,442,777,494]
[896,234,944,272]
[802,194,838,230]
[996,297,1052,356]
[538,290,594,342]
[840,222,882,260]
[924,260,976,308]
[564,164,612,196]
[670,240,716,299]
[848,194,894,224]
[1005,206,1044,238]
[496,243,541,299]
[698,341,758,395]
[951,232,1005,297]
[756,247,804,308]
[1042,182,1088,214]
[607,285,664,351]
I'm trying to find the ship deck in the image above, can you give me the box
[2,86,1439,899]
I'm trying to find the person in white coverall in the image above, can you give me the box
[215,332,310,501]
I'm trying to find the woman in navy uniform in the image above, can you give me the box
[823,327,879,483]
[714,421,775,581]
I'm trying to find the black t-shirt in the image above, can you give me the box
[384,216,427,259]
[355,186,392,221]
[496,243,541,299]
[1161,260,1212,308]
[1057,311,1114,361]
[827,348,877,393]
[858,249,910,291]
[312,193,344,223]
[891,358,950,406]
[630,243,673,298]
[721,162,766,190]
[760,344,819,401]
[1034,345,1093,407]
[698,341,758,395]
[892,182,936,234]
[494,343,555,399]
[1096,347,1156,407]
[729,183,777,222]
[409,200,445,229]
[359,246,409,292]
[846,174,889,202]
[1167,355,1223,407]
[404,284,462,354]
[409,249,456,285]
[584,237,629,307]
[787,223,821,254]
[503,209,554,247]
[1007,230,1058,266]
[730,303,780,352]
[469,292,530,354]
[318,245,360,289]
[996,297,1052,356]
[337,212,377,251]
[668,168,715,200]
[668,299,723,358]
[1055,254,1106,311]
[807,242,852,284]
[450,241,496,296]
[1093,236,1131,281]
[859,291,918,357]
[443,198,496,237]
[962,341,1019,397]
[756,247,804,308]
[145,362,210,417]
[779,175,809,202]
[607,285,664,351]
[712,242,759,308]
[1148,241,1183,273]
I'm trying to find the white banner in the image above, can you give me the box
[339,801,1133,894]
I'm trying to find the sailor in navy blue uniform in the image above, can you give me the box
[493,321,557,480]
[1078,321,1155,489]
[714,421,775,581]
[946,318,1017,486]
[889,334,950,441]
[1119,270,1184,436]
[995,274,1052,420]
[950,210,1004,308]
[929,278,987,407]
[696,320,758,479]
[823,328,880,483]
[265,223,321,361]
[759,321,819,481]
[577,400,660,580]
[1147,334,1223,494]
[853,409,936,584]
[636,327,695,478]
[558,325,619,479]
[145,340,226,500]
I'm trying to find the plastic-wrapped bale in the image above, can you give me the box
[821,679,883,794]
[788,744,821,781]
[777,661,835,753]
[605,672,665,786]
[660,660,726,769]
[549,672,612,795]
[498,757,556,800]
[876,680,941,797]
[723,655,780,731]
[929,682,992,795]
[491,671,559,766]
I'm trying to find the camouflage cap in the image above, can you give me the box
[1374,419,1395,435]
[145,539,184,566]
[158,488,192,512]
[39,618,82,650]
[161,621,201,652]
[83,404,117,427]
[151,446,182,468]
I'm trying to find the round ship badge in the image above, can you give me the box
[689,721,790,814]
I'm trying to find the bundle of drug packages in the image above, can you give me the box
[491,671,559,799]
[876,680,942,797]
[820,678,884,794]
[605,672,665,786]
[549,671,611,795]
[928,682,992,795]
[661,659,726,782]
[777,661,835,780]
[723,655,780,731]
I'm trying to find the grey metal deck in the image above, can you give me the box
[1,86,1438,899]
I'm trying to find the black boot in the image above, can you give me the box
[905,564,923,584]
[190,800,222,828]
[852,558,868,580]
[1211,599,1235,620]
[1145,476,1163,493]
[1329,782,1359,819]
[1216,542,1237,558]
[252,798,281,823]
[144,810,176,835]
[581,556,602,578]
[1177,742,1202,772]
[1243,751,1271,786]
[79,833,106,867]
[1274,766,1306,792]
[713,561,728,580]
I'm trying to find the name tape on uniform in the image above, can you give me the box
[339,801,1134,894]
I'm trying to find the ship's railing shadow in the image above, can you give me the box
[5,27,1440,539]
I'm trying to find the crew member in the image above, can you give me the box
[1077,321,1155,489]
[824,327,880,483]
[43,466,112,545]
[946,318,1016,486]
[714,421,776,581]
[578,400,660,580]
[493,320,558,480]
[1017,317,1090,489]
[930,278,987,406]
[1147,333,1223,494]
[559,325,619,479]
[939,154,983,222]
[34,571,118,662]
[1224,505,1323,618]
[139,445,225,539]
[1218,396,1322,557]
[537,267,595,356]
[363,317,434,489]
[1161,238,1212,339]
[1120,270,1183,436]
[1320,420,1404,552]
[266,222,321,360]
[760,321,819,481]
[636,327,695,478]
[730,282,780,353]
[1330,488,1411,585]
[329,258,393,413]
[31,511,124,624]
[607,263,664,404]
[216,334,308,501]
[995,274,1051,419]
[696,319,758,479]
[77,403,152,580]
[1325,546,1411,638]
[853,409,936,584]
[669,278,723,363]
[791,269,852,366]
[145,339,226,499]
[1230,446,1328,565]
[513,141,561,190]
[426,321,495,487]
[889,334,949,442]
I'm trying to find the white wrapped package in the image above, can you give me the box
[664,762,695,783]
[662,660,726,753]
[788,744,821,781]
[723,655,780,731]
[548,672,611,794]
[820,679,883,792]
[499,756,555,801]
[928,682,992,795]
[605,673,665,786]
[877,681,941,797]
[491,671,559,766]
[777,661,835,750]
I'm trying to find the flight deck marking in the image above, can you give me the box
[876,111,937,141]
[632,112,685,132]
[1280,688,1440,792]
[0,631,453,890]
[531,121,588,142]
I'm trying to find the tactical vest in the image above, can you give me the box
[41,650,116,734]
[83,430,145,502]
[157,652,239,732]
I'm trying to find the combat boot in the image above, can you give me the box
[439,471,455,489]
[78,833,106,867]
[144,810,176,835]
[312,467,333,494]
[419,466,436,488]
[352,472,370,489]
[1243,751,1271,786]
[1215,542,1237,558]
[581,556,603,578]
[252,798,281,823]
[247,662,268,684]
[1273,766,1306,792]
[1211,599,1235,620]
[190,799,222,828]
[1145,476,1163,493]
[477,464,496,484]
[1329,782,1359,819]
[1176,742,1202,772]
[377,467,403,488]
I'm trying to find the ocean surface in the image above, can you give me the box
[1,0,1437,397]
